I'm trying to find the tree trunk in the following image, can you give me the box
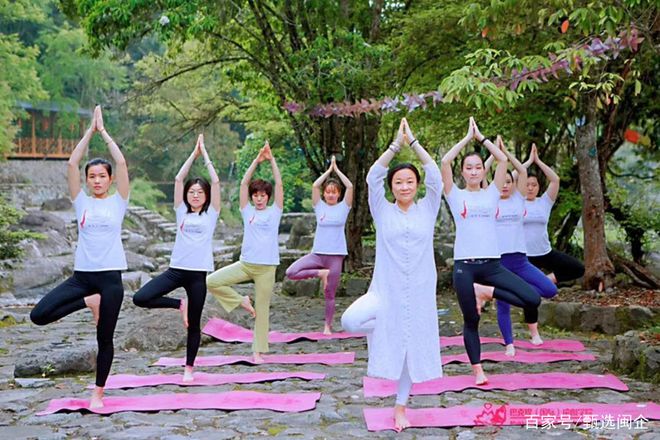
[575,93,615,290]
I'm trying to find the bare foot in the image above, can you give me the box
[393,405,410,432]
[89,386,104,409]
[240,296,256,318]
[505,344,516,357]
[182,366,194,382]
[528,323,543,345]
[323,323,332,335]
[253,352,265,364]
[180,299,189,328]
[84,294,101,326]
[472,364,488,385]
[473,283,492,316]
[318,269,330,292]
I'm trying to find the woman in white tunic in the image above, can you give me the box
[342,118,442,432]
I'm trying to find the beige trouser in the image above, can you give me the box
[206,261,276,353]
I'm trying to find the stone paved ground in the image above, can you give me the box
[0,285,658,439]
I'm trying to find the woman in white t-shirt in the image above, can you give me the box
[207,141,283,363]
[30,106,128,409]
[483,140,558,356]
[342,118,442,432]
[133,134,220,381]
[285,155,353,334]
[442,117,540,385]
[522,144,585,284]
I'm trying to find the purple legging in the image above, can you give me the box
[285,253,344,325]
[496,252,558,345]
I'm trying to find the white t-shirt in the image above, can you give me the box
[170,204,219,271]
[312,200,350,255]
[495,191,527,255]
[73,192,128,271]
[523,192,554,256]
[445,183,501,260]
[240,204,282,265]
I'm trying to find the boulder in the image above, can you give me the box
[341,277,370,297]
[11,255,72,297]
[14,344,96,377]
[20,229,72,258]
[611,331,660,383]
[122,230,149,252]
[125,250,157,272]
[281,278,320,297]
[41,197,72,211]
[19,211,66,235]
[145,242,175,258]
[122,271,152,292]
[120,308,187,352]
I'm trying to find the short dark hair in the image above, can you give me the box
[183,177,211,214]
[461,151,483,168]
[248,179,273,200]
[387,163,420,190]
[85,158,112,178]
[322,178,343,198]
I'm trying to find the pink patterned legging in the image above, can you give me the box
[285,253,344,326]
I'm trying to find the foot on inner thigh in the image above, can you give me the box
[182,366,194,382]
[84,294,101,326]
[89,386,104,409]
[473,283,492,317]
[323,323,332,335]
[393,405,410,432]
[180,299,189,328]
[505,344,516,357]
[318,269,330,292]
[240,296,256,318]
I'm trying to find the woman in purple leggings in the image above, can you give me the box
[285,156,353,334]
[484,139,558,356]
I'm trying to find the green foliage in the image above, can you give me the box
[0,197,43,260]
[129,177,167,212]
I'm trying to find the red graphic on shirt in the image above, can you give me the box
[249,214,256,224]
[474,402,508,426]
[319,213,326,222]
[460,201,468,219]
[180,220,185,232]
[523,208,527,218]
[80,210,87,228]
[495,206,500,219]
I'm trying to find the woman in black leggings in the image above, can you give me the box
[441,118,541,385]
[133,134,220,382]
[30,106,128,408]
[522,144,585,284]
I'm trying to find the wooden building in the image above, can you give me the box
[8,102,92,159]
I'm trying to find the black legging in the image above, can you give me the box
[30,270,124,387]
[453,260,541,365]
[528,249,585,283]
[133,268,207,367]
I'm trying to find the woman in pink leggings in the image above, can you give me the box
[285,156,353,334]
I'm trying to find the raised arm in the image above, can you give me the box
[499,137,527,194]
[239,145,266,210]
[67,117,95,199]
[174,137,201,208]
[199,134,221,212]
[402,118,434,165]
[330,155,354,207]
[534,145,560,201]
[441,117,475,194]
[472,119,507,190]
[263,142,284,210]
[481,154,495,189]
[375,119,406,169]
[312,162,334,207]
[95,106,129,200]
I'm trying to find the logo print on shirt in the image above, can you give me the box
[249,214,256,224]
[180,219,185,232]
[319,213,326,222]
[495,206,500,219]
[80,210,87,228]
[523,208,527,218]
[460,201,468,219]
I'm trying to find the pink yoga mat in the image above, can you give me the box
[442,350,595,365]
[94,371,326,390]
[203,318,364,343]
[363,372,628,397]
[38,390,322,415]
[440,336,585,352]
[154,352,355,367]
[364,402,660,431]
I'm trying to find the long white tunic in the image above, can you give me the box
[365,162,443,382]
